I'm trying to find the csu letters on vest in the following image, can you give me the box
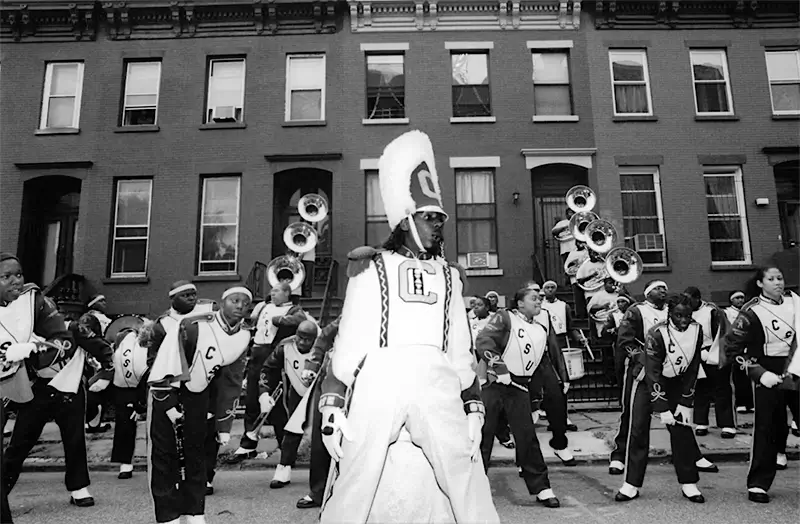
[113,331,149,388]
[503,313,548,377]
[185,317,250,393]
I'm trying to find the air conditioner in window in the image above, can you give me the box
[633,233,664,252]
[212,106,237,122]
[466,252,490,269]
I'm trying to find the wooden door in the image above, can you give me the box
[534,197,567,282]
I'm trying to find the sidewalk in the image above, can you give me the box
[3,409,798,472]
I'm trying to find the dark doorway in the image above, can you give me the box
[18,176,82,287]
[530,163,589,281]
[774,160,799,249]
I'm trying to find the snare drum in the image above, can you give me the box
[105,315,146,343]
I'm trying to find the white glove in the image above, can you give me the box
[759,371,783,389]
[217,432,230,446]
[563,382,571,394]
[674,405,693,425]
[88,379,110,393]
[301,369,317,385]
[701,349,710,363]
[165,407,183,424]
[259,393,276,414]
[3,342,37,363]
[320,406,353,462]
[660,411,676,426]
[496,373,512,385]
[467,412,484,462]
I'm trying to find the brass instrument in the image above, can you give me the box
[605,247,644,284]
[569,211,599,244]
[566,185,596,213]
[584,219,618,255]
[576,258,608,292]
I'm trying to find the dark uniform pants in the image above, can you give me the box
[780,392,800,454]
[481,382,551,495]
[148,386,209,522]
[611,356,636,464]
[111,385,141,465]
[1,402,12,524]
[733,364,754,411]
[3,381,90,494]
[694,361,735,428]
[278,386,304,467]
[242,343,273,440]
[528,353,568,451]
[625,375,701,488]
[308,372,331,504]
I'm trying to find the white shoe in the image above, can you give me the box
[554,448,576,465]
[119,464,133,473]
[186,515,207,524]
[618,482,638,499]
[531,411,540,425]
[696,457,714,468]
[536,488,556,500]
[681,483,702,497]
[164,519,180,524]
[776,453,788,468]
[736,406,748,413]
[270,464,292,488]
[721,428,737,438]
[609,460,625,471]
[71,487,91,500]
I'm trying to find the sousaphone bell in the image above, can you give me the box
[566,185,596,213]
[298,193,329,223]
[584,219,618,255]
[569,211,599,244]
[605,247,644,284]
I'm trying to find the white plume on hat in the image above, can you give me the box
[377,130,447,230]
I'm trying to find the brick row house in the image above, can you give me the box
[0,0,797,317]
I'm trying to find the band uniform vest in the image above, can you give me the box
[724,306,740,326]
[89,310,112,336]
[611,310,625,329]
[255,303,294,345]
[0,288,35,381]
[503,312,548,377]
[639,303,668,334]
[541,300,567,335]
[186,314,251,393]
[283,339,312,397]
[159,302,215,334]
[751,298,796,358]
[113,331,149,388]
[655,322,700,378]
[692,303,714,349]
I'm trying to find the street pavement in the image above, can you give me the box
[5,464,799,524]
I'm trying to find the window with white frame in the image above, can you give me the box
[451,52,491,117]
[619,168,667,266]
[286,54,326,122]
[365,171,389,246]
[366,54,405,120]
[199,177,241,274]
[703,167,751,264]
[456,170,498,269]
[532,51,573,116]
[690,50,734,115]
[205,58,245,123]
[40,62,84,129]
[122,61,161,126]
[111,179,152,276]
[608,50,653,116]
[765,50,800,115]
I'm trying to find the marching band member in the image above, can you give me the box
[602,295,633,385]
[725,290,754,414]
[576,249,607,304]
[684,287,735,438]
[486,290,501,313]
[83,295,115,434]
[1,253,113,510]
[318,130,499,523]
[229,283,306,463]
[257,320,319,489]
[564,242,589,318]
[477,286,569,507]
[552,209,577,267]
[723,266,799,504]
[541,280,586,349]
[147,286,253,524]
[587,277,620,340]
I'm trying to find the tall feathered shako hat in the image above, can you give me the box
[378,130,448,250]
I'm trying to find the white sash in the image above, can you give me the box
[255,304,293,345]
[657,324,700,378]
[785,292,800,377]
[113,331,149,388]
[186,317,250,393]
[503,312,547,377]
[283,340,311,397]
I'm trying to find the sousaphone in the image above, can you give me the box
[566,185,596,213]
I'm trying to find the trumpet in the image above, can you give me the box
[566,185,596,213]
[569,211,599,244]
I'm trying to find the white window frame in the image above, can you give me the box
[765,49,800,116]
[364,52,407,123]
[205,58,246,124]
[111,179,153,278]
[703,166,752,266]
[285,53,326,122]
[198,177,241,275]
[122,61,161,126]
[531,50,575,119]
[689,49,735,116]
[40,62,84,129]
[608,50,653,117]
[619,166,667,268]
[455,168,499,269]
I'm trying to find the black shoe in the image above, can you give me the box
[682,492,705,503]
[270,480,290,489]
[566,423,578,432]
[776,462,788,471]
[500,439,515,449]
[206,484,214,496]
[721,431,736,440]
[792,428,800,438]
[537,497,560,508]
[70,496,95,507]
[518,467,524,478]
[117,471,133,480]
[85,423,111,434]
[223,450,257,464]
[297,496,321,509]
[748,491,770,503]
[614,491,639,502]
[697,463,719,473]
[695,427,708,437]
[609,466,624,475]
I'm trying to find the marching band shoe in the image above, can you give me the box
[164,519,180,524]
[608,460,625,475]
[518,467,523,478]
[206,482,214,496]
[499,438,515,449]
[696,458,719,473]
[721,428,737,439]
[224,448,257,464]
[614,483,639,502]
[69,488,94,507]
[776,453,788,470]
[792,421,800,438]
[296,495,321,509]
[566,419,578,432]
[694,426,709,437]
[186,515,207,524]
[270,465,292,489]
[681,484,705,503]
[535,489,560,508]
[747,488,770,504]
[85,422,111,434]
[554,448,577,467]
[118,464,133,480]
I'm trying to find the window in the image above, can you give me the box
[286,54,326,122]
[40,62,84,129]
[111,179,152,276]
[619,168,667,266]
[451,52,491,117]
[532,51,573,116]
[703,167,751,265]
[765,50,800,115]
[366,54,405,120]
[456,170,498,268]
[199,177,241,274]
[205,58,245,123]
[690,50,734,115]
[122,61,161,126]
[365,171,389,246]
[608,50,653,116]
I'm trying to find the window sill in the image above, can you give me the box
[642,265,672,273]
[465,268,503,277]
[532,115,579,123]
[362,118,409,125]
[710,264,755,271]
[695,114,739,122]
[612,115,658,122]
[35,127,80,136]
[282,120,327,127]
[772,114,800,120]
[114,125,160,133]
[192,273,242,282]
[199,122,247,130]
[450,116,496,124]
[102,276,150,284]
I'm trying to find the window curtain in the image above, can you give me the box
[705,176,743,260]
[456,172,495,253]
[614,85,648,113]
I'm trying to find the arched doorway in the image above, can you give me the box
[18,176,82,287]
[774,160,799,249]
